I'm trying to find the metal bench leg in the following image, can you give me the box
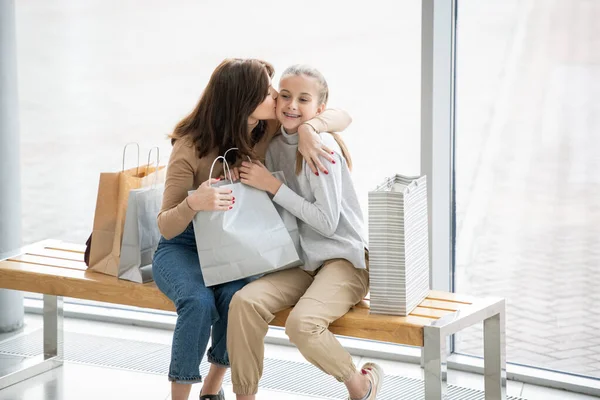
[484,310,506,400]
[43,295,63,358]
[0,294,63,390]
[423,326,447,399]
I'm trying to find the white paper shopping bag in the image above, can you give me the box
[118,148,164,283]
[191,153,302,286]
[118,185,163,283]
[368,174,430,316]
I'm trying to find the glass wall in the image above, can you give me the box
[16,1,422,306]
[455,0,600,378]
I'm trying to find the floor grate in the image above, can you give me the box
[0,330,525,399]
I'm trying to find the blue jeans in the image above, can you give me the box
[153,223,249,384]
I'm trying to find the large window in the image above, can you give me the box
[455,0,600,378]
[16,1,422,305]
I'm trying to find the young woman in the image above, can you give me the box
[152,58,353,400]
[229,65,383,400]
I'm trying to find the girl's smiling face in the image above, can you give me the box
[277,74,326,133]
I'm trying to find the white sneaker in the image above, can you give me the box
[351,362,384,400]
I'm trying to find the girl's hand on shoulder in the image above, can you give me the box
[239,160,282,195]
[297,123,335,175]
[186,178,234,212]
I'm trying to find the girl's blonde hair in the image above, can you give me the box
[280,65,353,174]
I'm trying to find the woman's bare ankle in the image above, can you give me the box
[171,381,193,400]
[201,364,227,395]
[345,370,370,399]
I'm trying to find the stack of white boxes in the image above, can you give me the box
[368,174,430,316]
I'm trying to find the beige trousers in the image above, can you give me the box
[227,258,369,395]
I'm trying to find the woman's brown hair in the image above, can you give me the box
[171,58,275,162]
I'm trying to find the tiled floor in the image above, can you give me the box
[0,315,598,399]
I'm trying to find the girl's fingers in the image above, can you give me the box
[232,167,241,180]
[239,169,253,180]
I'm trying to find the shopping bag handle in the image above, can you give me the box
[223,147,252,163]
[209,156,233,187]
[122,142,140,175]
[209,148,254,187]
[405,178,421,194]
[145,146,160,187]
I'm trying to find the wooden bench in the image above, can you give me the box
[0,240,507,399]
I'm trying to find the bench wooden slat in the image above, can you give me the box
[410,306,455,319]
[0,258,434,346]
[418,299,464,311]
[336,301,451,320]
[12,254,87,271]
[46,242,86,254]
[4,240,494,347]
[25,247,85,262]
[0,260,175,312]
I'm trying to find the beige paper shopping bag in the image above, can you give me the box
[88,144,165,276]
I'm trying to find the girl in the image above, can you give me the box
[153,59,353,400]
[230,65,383,400]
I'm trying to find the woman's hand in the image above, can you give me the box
[186,178,234,211]
[297,123,335,175]
[239,160,282,195]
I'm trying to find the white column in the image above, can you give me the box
[0,0,24,332]
[421,0,456,293]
